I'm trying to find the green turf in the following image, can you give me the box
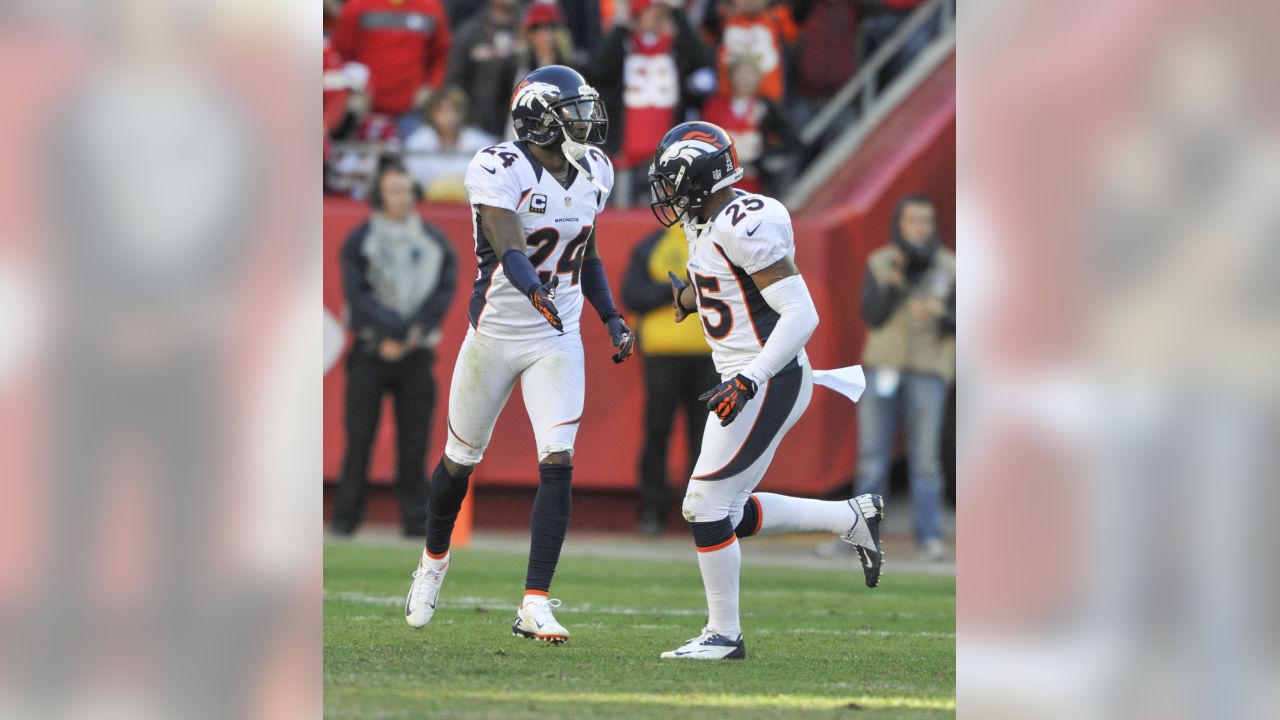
[325,541,954,720]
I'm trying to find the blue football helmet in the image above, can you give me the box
[648,121,743,227]
[510,65,608,148]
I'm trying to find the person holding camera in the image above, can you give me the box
[836,194,955,560]
[333,160,458,537]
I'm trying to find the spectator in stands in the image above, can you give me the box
[790,0,860,132]
[331,0,453,137]
[701,54,801,195]
[622,225,718,535]
[324,37,353,141]
[324,38,374,163]
[326,113,403,198]
[404,86,497,201]
[828,194,954,560]
[717,0,798,103]
[333,160,458,537]
[858,0,939,88]
[592,0,715,206]
[446,0,522,139]
[514,1,587,83]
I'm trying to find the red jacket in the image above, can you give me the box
[323,38,349,135]
[332,0,452,116]
[618,31,679,170]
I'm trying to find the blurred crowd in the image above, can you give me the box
[323,0,941,204]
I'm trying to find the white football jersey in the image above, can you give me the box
[683,190,807,377]
[463,140,614,339]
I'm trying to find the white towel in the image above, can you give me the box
[812,365,867,404]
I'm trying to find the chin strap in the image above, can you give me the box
[683,204,711,231]
[561,138,610,194]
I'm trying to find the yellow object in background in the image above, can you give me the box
[639,227,712,356]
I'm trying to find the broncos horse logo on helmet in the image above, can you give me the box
[511,81,562,113]
[648,122,744,227]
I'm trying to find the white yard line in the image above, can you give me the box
[326,591,712,617]
[326,591,951,637]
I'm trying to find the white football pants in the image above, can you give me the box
[443,327,585,466]
[682,361,814,525]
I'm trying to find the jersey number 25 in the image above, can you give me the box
[693,274,733,340]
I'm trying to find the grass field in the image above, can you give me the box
[325,539,955,720]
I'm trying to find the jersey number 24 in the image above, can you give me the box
[526,226,593,287]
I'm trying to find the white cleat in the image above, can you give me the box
[841,494,884,588]
[659,627,746,660]
[512,597,570,644]
[405,554,449,628]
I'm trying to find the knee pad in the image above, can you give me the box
[681,481,733,523]
[688,517,735,552]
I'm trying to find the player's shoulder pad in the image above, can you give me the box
[465,142,532,210]
[756,194,792,224]
[711,192,791,234]
[712,192,794,273]
[584,146,614,186]
[468,141,534,175]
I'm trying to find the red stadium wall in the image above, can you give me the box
[322,52,955,497]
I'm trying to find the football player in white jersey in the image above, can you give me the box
[405,66,635,643]
[646,122,885,660]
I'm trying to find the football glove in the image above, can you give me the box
[528,275,563,332]
[699,374,758,427]
[605,312,635,364]
[668,271,696,323]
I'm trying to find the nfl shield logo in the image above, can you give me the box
[565,196,573,207]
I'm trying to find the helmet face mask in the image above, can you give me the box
[552,98,607,145]
[649,170,691,227]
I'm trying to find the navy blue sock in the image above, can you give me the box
[525,464,573,593]
[424,459,471,558]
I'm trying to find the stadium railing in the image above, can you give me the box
[786,0,956,210]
